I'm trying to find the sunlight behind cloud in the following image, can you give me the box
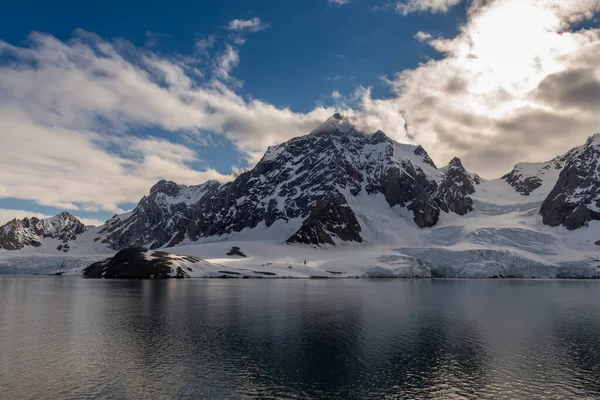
[379,0,600,176]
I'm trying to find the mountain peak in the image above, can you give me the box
[56,211,76,220]
[0,210,87,252]
[310,113,360,136]
[585,133,600,147]
[150,180,181,196]
[448,157,464,168]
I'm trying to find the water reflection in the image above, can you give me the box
[1,277,600,399]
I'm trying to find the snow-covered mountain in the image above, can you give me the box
[0,212,87,252]
[499,133,600,230]
[99,179,221,250]
[97,114,481,248]
[1,115,600,279]
[540,134,600,230]
[501,149,575,198]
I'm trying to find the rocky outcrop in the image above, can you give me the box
[436,157,476,215]
[381,162,441,228]
[227,246,247,257]
[540,134,600,230]
[0,212,87,251]
[286,191,363,245]
[503,171,543,196]
[83,247,202,279]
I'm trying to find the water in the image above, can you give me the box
[1,277,600,399]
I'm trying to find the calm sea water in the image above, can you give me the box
[1,277,600,399]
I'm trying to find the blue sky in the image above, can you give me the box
[0,0,599,225]
[1,0,465,112]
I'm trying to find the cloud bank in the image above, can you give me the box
[0,29,331,215]
[383,0,600,176]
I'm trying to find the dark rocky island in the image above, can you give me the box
[83,247,204,279]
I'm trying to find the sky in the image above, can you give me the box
[0,0,599,225]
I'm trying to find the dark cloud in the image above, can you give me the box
[444,76,469,94]
[533,68,600,111]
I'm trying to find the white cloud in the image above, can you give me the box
[329,0,351,6]
[396,0,462,15]
[79,217,105,226]
[0,29,333,215]
[414,31,433,42]
[371,0,600,177]
[226,18,268,32]
[215,44,240,80]
[195,35,216,55]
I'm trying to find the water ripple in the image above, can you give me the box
[2,278,600,399]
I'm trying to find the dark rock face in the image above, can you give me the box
[540,135,600,230]
[503,172,543,196]
[287,191,363,245]
[0,212,86,251]
[436,157,476,216]
[502,150,575,196]
[381,162,441,228]
[83,247,200,279]
[414,145,437,169]
[99,180,221,250]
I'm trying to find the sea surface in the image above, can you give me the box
[1,277,600,399]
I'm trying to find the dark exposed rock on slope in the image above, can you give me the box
[0,212,87,252]
[502,145,579,197]
[503,170,543,196]
[540,134,600,230]
[83,247,202,279]
[286,190,362,245]
[436,157,479,216]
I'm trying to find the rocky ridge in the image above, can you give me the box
[0,212,87,252]
[2,117,599,253]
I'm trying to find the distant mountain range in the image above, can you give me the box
[1,114,599,278]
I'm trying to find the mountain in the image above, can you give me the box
[96,114,481,248]
[0,212,87,252]
[99,180,220,250]
[540,134,600,230]
[182,114,447,244]
[502,152,573,197]
[499,132,600,230]
[436,157,481,215]
[2,115,600,279]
